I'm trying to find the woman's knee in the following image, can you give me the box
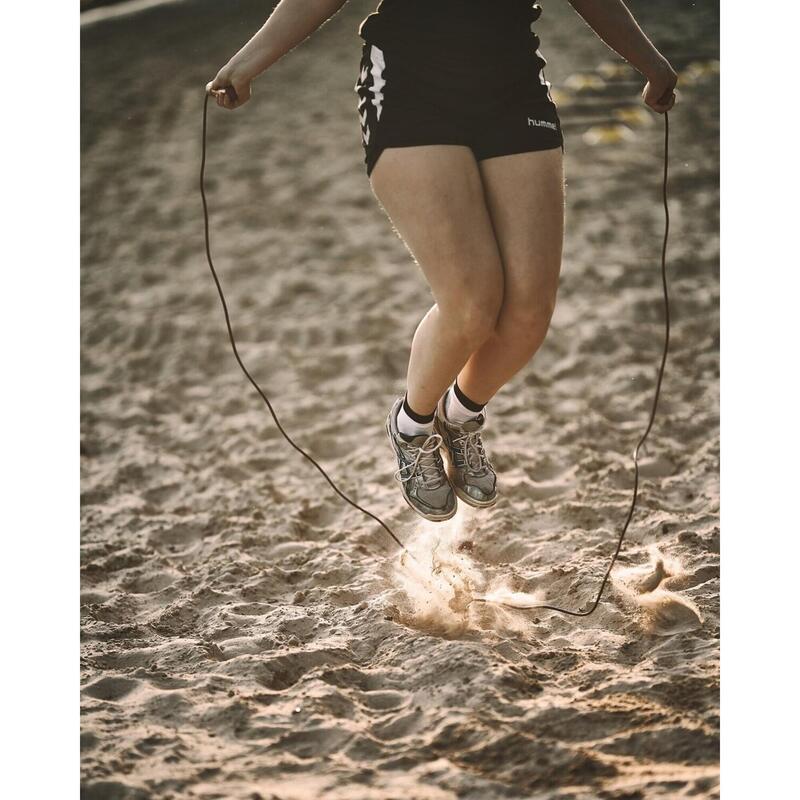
[440,281,503,349]
[498,287,558,344]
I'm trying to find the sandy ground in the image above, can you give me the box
[81,1,720,797]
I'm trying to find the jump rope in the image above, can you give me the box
[200,88,671,618]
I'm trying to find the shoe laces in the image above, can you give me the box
[394,433,446,489]
[452,429,490,475]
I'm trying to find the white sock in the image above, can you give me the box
[397,400,434,439]
[445,386,483,425]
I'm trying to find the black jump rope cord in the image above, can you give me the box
[200,91,670,617]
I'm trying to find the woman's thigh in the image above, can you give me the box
[477,147,565,319]
[369,145,504,312]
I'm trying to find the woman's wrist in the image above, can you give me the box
[639,52,675,84]
[230,33,283,82]
[228,50,266,82]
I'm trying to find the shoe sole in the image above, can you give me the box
[451,482,498,509]
[385,413,457,523]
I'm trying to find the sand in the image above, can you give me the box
[81,1,720,797]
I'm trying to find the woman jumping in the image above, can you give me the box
[207,0,677,523]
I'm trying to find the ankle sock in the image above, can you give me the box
[445,381,485,425]
[397,395,435,439]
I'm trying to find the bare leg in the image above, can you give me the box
[457,147,565,404]
[370,145,505,415]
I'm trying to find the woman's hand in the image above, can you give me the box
[642,58,678,113]
[205,61,254,110]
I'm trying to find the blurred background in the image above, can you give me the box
[81,2,719,798]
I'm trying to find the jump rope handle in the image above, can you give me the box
[208,85,239,104]
[658,89,677,108]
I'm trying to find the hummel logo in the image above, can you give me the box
[528,118,558,131]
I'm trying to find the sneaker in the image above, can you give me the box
[386,397,456,522]
[434,393,498,508]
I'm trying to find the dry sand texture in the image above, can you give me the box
[81,1,720,797]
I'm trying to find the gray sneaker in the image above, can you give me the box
[386,398,456,522]
[434,393,498,508]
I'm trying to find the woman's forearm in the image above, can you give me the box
[230,0,348,79]
[566,0,669,78]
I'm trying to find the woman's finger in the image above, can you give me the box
[655,91,676,113]
[206,73,248,110]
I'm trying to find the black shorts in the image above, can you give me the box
[354,42,564,178]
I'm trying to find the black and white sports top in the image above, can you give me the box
[358,0,544,53]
